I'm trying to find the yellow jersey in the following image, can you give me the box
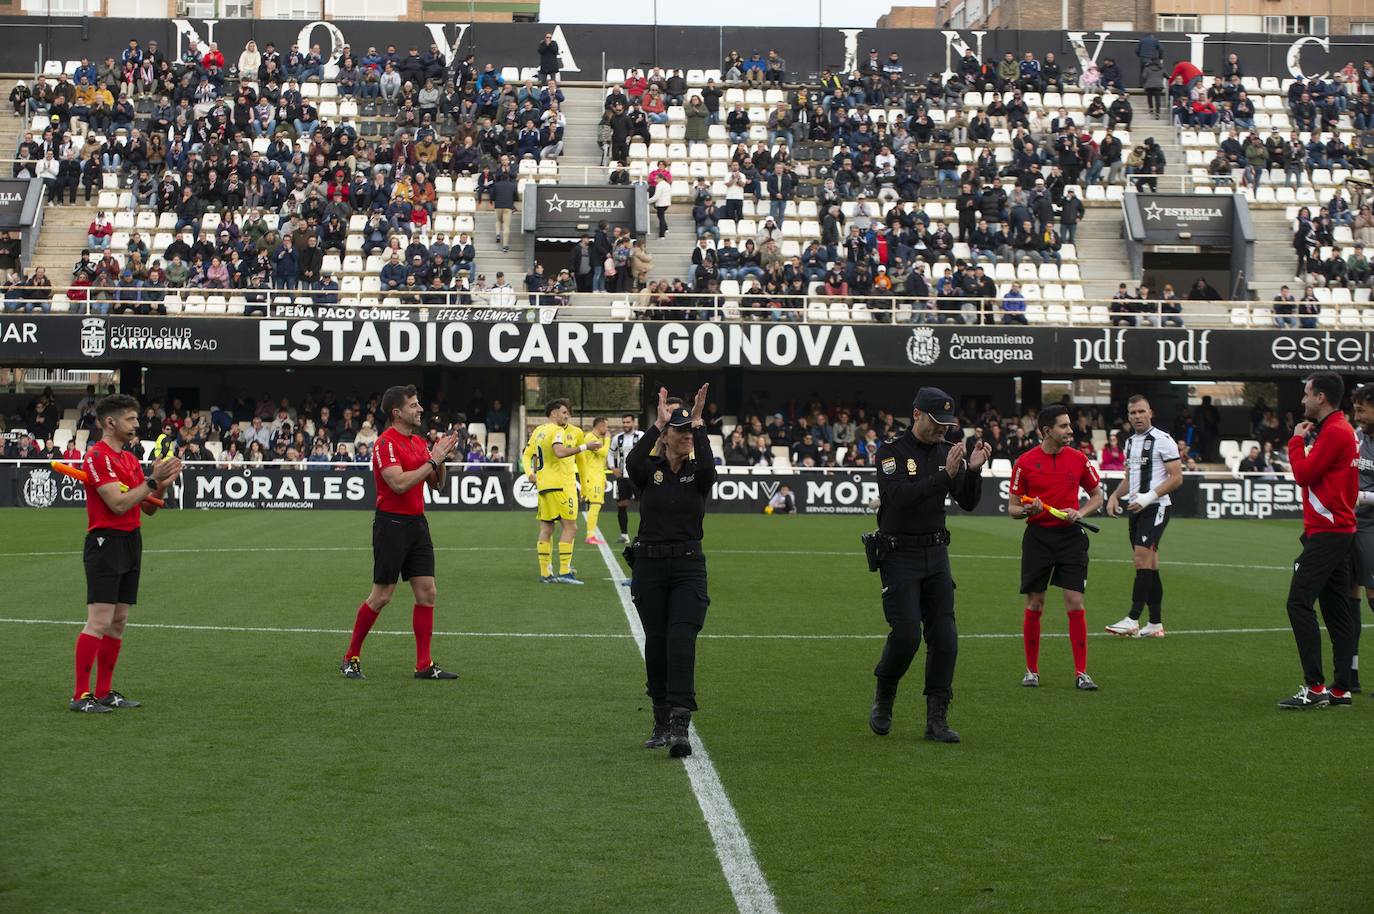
[524,422,583,492]
[576,433,610,488]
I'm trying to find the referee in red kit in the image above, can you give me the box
[71,394,183,713]
[1008,404,1104,691]
[340,385,460,681]
[1277,372,1359,709]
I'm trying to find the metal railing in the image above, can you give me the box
[4,286,1363,329]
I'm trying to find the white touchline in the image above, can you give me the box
[0,547,1296,572]
[1,618,1365,641]
[592,539,780,914]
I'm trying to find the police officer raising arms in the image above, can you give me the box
[867,387,991,743]
[625,384,715,758]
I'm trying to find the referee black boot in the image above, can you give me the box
[667,707,692,758]
[643,704,671,749]
[924,695,961,744]
[869,680,897,736]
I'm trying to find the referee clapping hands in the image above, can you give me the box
[429,432,459,467]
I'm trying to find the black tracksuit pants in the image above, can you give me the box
[873,545,958,700]
[1286,532,1358,690]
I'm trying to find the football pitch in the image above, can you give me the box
[2,508,1371,913]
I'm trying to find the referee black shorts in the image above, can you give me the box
[1020,523,1090,595]
[84,528,142,605]
[1128,504,1171,551]
[372,511,436,585]
[613,477,637,502]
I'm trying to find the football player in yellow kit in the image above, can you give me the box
[522,398,600,583]
[578,416,611,545]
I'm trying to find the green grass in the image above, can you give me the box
[1,509,1371,913]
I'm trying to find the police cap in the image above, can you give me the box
[912,387,958,426]
[666,407,692,428]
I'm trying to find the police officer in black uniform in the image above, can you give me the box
[624,383,715,758]
[866,387,990,743]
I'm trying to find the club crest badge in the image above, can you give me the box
[905,326,940,366]
[880,457,896,475]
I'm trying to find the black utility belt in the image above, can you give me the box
[632,540,703,559]
[888,530,951,548]
[861,529,949,572]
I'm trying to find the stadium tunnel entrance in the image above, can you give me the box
[1141,250,1236,303]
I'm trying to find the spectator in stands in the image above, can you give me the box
[723,428,749,466]
[1281,133,1307,189]
[1299,285,1321,328]
[1238,445,1263,473]
[1272,285,1298,328]
[1293,209,1317,279]
[650,176,672,239]
[1349,244,1371,286]
[1000,282,1027,325]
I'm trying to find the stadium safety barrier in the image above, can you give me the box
[0,460,1305,520]
[5,285,1367,330]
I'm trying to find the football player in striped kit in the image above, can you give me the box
[1105,395,1184,638]
[1345,384,1374,693]
[607,413,645,544]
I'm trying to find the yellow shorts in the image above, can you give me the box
[537,488,578,522]
[582,483,605,505]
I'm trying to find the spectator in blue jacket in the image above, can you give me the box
[272,237,298,289]
[380,251,408,292]
[1000,282,1028,325]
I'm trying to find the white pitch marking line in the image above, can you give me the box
[593,539,780,914]
[1,618,1365,641]
[0,545,1296,572]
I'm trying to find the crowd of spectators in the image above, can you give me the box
[595,45,1167,323]
[9,32,577,310]
[0,384,513,467]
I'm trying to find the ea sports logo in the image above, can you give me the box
[513,476,539,509]
[905,327,940,366]
[22,468,58,508]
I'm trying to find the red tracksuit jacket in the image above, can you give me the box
[1288,410,1358,535]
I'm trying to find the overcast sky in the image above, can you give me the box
[538,0,930,28]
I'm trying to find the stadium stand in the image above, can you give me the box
[8,36,1370,326]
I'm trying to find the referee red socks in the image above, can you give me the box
[95,635,122,698]
[73,631,101,700]
[413,604,434,671]
[1022,608,1042,674]
[1067,609,1088,676]
[346,601,380,659]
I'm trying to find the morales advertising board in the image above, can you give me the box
[0,463,1308,520]
[8,315,1374,378]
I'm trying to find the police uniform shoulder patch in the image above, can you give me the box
[906,457,917,474]
[880,457,897,474]
[653,469,664,484]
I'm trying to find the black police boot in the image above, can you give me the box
[643,704,671,749]
[667,707,692,758]
[869,679,897,736]
[924,695,961,744]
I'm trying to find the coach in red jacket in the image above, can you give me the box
[1278,372,1360,710]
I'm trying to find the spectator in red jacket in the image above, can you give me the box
[201,43,226,71]
[1277,372,1359,709]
